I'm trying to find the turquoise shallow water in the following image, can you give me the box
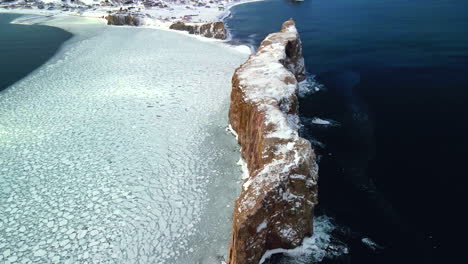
[226,0,468,263]
[0,14,72,91]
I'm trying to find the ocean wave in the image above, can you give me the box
[301,116,340,128]
[260,215,348,263]
[298,75,324,97]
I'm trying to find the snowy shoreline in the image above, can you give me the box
[0,0,265,54]
[218,0,264,21]
[0,0,264,35]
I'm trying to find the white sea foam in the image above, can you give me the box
[302,116,340,128]
[259,215,348,264]
[298,75,324,97]
[311,118,332,125]
[361,237,382,250]
[0,17,247,263]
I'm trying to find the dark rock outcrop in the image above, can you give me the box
[227,19,318,264]
[169,21,227,40]
[105,14,142,26]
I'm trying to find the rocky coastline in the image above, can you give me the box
[227,19,318,263]
[1,0,257,39]
[169,21,226,39]
[105,12,227,39]
[105,13,144,26]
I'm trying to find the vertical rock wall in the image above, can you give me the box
[228,19,318,264]
[105,14,143,26]
[169,21,227,40]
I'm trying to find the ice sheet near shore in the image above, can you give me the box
[0,17,247,263]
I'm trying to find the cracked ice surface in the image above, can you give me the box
[0,19,246,264]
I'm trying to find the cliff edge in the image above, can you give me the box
[105,14,143,26]
[228,19,318,263]
[169,21,227,40]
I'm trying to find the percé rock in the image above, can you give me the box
[169,21,227,40]
[228,19,318,264]
[106,14,142,26]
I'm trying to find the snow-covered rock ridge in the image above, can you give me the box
[228,19,318,264]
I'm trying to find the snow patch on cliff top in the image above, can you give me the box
[235,21,304,141]
[237,46,298,104]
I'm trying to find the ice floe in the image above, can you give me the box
[0,17,247,263]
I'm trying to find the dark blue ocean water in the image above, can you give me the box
[0,14,72,91]
[226,0,468,263]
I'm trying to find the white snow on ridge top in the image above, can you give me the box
[0,18,247,264]
[234,21,318,215]
[237,41,298,103]
[235,22,303,140]
[40,0,96,4]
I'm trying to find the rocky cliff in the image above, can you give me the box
[169,21,227,40]
[105,14,143,26]
[228,19,318,264]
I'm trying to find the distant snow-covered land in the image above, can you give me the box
[0,0,263,28]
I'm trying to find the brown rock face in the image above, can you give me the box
[228,19,318,264]
[169,21,227,40]
[106,14,142,26]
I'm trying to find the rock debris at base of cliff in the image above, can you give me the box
[228,19,318,264]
